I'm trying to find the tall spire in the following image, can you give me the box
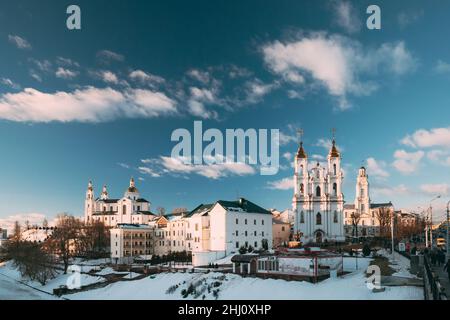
[329,128,340,158]
[88,180,93,191]
[296,128,307,159]
[100,184,109,200]
[126,177,139,193]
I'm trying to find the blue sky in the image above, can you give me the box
[1,0,450,229]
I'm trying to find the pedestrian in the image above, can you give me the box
[411,246,417,255]
[444,259,450,281]
[430,250,437,266]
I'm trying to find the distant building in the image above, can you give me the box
[110,224,153,264]
[272,218,290,248]
[0,228,6,239]
[343,167,394,238]
[188,198,273,266]
[292,138,345,244]
[85,178,156,227]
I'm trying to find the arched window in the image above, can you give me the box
[333,183,337,196]
[333,210,338,223]
[316,212,322,225]
[333,163,337,175]
[360,188,364,197]
[123,205,127,215]
[300,211,305,223]
[300,183,304,194]
[316,186,321,197]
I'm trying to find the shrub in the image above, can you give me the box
[362,244,371,257]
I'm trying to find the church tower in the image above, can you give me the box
[84,180,95,223]
[355,167,370,214]
[100,185,109,200]
[124,177,140,200]
[293,133,345,244]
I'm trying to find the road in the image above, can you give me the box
[0,273,58,300]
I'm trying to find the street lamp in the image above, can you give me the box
[446,201,450,259]
[429,195,441,248]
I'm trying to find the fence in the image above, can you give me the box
[423,254,447,300]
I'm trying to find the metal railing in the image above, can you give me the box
[423,254,447,300]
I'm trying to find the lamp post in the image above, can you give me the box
[429,195,441,248]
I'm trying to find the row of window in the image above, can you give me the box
[235,230,265,237]
[257,259,279,272]
[235,218,265,225]
[299,211,339,224]
[299,184,338,197]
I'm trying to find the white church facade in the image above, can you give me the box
[292,138,345,244]
[84,178,156,227]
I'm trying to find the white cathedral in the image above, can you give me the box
[292,138,345,244]
[84,178,155,227]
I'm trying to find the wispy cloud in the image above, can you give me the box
[331,1,362,34]
[262,33,416,110]
[0,86,177,122]
[55,67,78,79]
[8,35,31,50]
[96,50,124,63]
[392,149,424,174]
[267,177,293,190]
[366,157,390,178]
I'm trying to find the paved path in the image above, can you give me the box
[431,264,450,298]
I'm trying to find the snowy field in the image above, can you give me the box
[65,257,422,300]
[0,255,423,300]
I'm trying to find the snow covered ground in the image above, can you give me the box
[64,257,422,300]
[0,255,423,300]
[0,261,106,297]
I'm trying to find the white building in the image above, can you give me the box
[85,178,156,227]
[110,223,153,264]
[189,198,273,266]
[292,138,345,244]
[343,167,394,238]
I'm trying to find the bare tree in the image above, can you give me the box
[13,221,21,241]
[350,211,362,238]
[172,207,188,214]
[156,207,166,216]
[49,213,83,274]
[42,218,49,228]
[376,207,392,238]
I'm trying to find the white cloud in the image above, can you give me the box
[56,57,79,67]
[262,33,416,110]
[0,213,46,233]
[420,183,449,196]
[55,67,78,79]
[1,78,20,90]
[187,87,220,119]
[96,50,124,62]
[129,70,165,86]
[139,156,256,180]
[29,71,42,82]
[187,69,211,84]
[244,79,278,103]
[398,10,424,29]
[372,184,410,197]
[401,127,450,149]
[29,59,52,72]
[332,1,361,34]
[117,162,130,169]
[160,156,256,179]
[100,71,119,84]
[8,35,31,49]
[433,60,450,74]
[282,152,292,161]
[267,177,294,190]
[0,86,177,122]
[392,149,424,174]
[138,166,161,177]
[366,157,390,178]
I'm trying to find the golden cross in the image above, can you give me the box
[297,128,304,142]
[331,128,337,140]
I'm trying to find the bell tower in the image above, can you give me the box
[355,167,370,214]
[84,180,95,223]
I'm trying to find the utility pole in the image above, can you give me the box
[391,209,396,263]
[429,195,441,248]
[447,201,450,259]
